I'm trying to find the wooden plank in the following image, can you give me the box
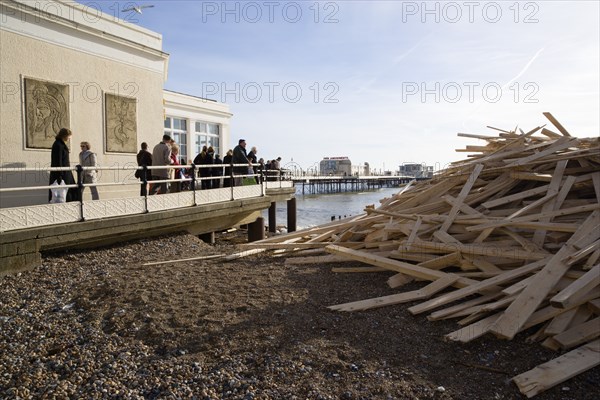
[550,265,600,308]
[408,258,547,315]
[543,307,579,336]
[284,254,348,265]
[427,293,501,321]
[490,210,600,339]
[542,112,572,137]
[143,253,225,265]
[505,137,577,168]
[224,249,265,261]
[513,339,600,398]
[482,185,549,209]
[531,161,571,246]
[539,127,562,139]
[566,240,600,265]
[466,203,599,232]
[325,245,477,287]
[418,252,461,271]
[329,275,459,312]
[331,266,388,273]
[409,240,548,261]
[445,314,500,343]
[439,164,484,233]
[553,317,600,349]
[387,273,415,288]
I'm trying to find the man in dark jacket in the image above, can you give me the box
[136,142,153,196]
[232,139,252,186]
[212,154,223,188]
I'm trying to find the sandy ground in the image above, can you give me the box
[1,231,598,399]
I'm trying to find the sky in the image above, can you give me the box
[89,0,599,173]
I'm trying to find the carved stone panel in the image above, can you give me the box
[105,93,137,153]
[24,78,70,149]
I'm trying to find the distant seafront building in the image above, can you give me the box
[0,0,231,207]
[398,163,434,179]
[318,157,370,176]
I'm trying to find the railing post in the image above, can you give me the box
[141,165,149,212]
[230,161,234,200]
[190,164,197,206]
[76,165,85,221]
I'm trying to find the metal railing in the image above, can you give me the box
[0,162,293,232]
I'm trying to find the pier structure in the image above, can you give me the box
[291,176,423,195]
[0,164,295,275]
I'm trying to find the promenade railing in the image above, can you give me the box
[0,163,293,232]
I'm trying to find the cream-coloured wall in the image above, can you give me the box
[0,2,167,207]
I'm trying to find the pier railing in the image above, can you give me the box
[0,163,293,232]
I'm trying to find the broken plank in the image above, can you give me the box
[408,258,547,315]
[513,340,600,398]
[490,210,600,339]
[553,317,600,349]
[550,265,600,308]
[329,275,459,312]
[325,245,477,287]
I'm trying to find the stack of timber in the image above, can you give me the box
[243,113,600,398]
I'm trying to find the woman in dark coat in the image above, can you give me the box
[49,128,80,202]
[222,149,233,188]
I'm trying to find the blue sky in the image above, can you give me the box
[95,1,599,173]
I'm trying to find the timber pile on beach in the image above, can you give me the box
[244,113,600,398]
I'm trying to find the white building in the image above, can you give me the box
[163,90,232,164]
[398,163,434,178]
[320,157,352,176]
[0,0,232,207]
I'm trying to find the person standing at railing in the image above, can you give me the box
[169,144,182,193]
[149,134,172,195]
[193,145,212,190]
[222,149,233,188]
[49,128,80,202]
[271,157,282,181]
[136,142,152,196]
[248,146,259,184]
[78,141,100,200]
[212,153,223,188]
[232,139,252,186]
[258,158,266,183]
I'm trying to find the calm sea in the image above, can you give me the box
[263,187,401,230]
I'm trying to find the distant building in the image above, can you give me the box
[320,157,352,176]
[398,163,434,178]
[351,162,370,176]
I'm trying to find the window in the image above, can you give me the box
[194,121,221,157]
[164,117,188,163]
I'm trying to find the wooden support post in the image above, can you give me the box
[268,202,277,233]
[287,197,297,233]
[248,217,265,242]
[198,232,215,244]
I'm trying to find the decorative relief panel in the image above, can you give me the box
[0,203,80,232]
[233,185,261,199]
[105,93,137,153]
[83,197,146,220]
[24,78,70,149]
[146,192,194,212]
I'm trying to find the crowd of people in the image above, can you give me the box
[47,129,284,202]
[135,135,283,195]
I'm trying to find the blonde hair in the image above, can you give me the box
[80,141,90,150]
[171,144,180,152]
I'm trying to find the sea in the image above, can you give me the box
[263,187,401,230]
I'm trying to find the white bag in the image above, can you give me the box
[49,180,68,204]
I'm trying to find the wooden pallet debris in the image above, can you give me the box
[244,113,600,397]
